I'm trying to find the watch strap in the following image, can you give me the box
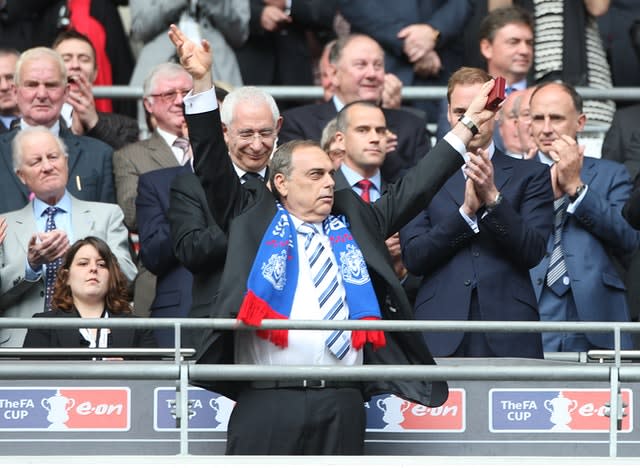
[458,115,479,136]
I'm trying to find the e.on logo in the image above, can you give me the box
[366,389,465,432]
[59,388,129,430]
[0,387,130,431]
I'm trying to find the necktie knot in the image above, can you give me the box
[242,171,263,183]
[173,137,191,165]
[356,179,373,203]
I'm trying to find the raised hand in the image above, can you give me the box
[168,24,212,82]
[462,176,482,217]
[549,134,584,196]
[67,74,99,135]
[381,73,402,109]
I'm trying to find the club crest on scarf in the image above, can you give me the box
[260,214,292,291]
[238,204,385,350]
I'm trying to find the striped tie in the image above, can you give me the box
[173,137,191,166]
[44,206,63,311]
[298,222,351,359]
[546,196,570,295]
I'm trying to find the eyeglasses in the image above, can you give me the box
[236,129,276,142]
[149,88,192,103]
[327,149,345,159]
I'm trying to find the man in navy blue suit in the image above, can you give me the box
[400,67,554,358]
[528,82,640,352]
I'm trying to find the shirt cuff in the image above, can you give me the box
[443,132,469,162]
[184,87,219,115]
[459,206,479,233]
[567,185,588,213]
[25,261,43,282]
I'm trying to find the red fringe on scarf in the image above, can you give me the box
[237,290,289,348]
[351,316,386,350]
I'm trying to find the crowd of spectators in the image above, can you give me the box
[0,0,640,453]
[1,0,640,454]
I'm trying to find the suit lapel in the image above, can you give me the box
[71,197,95,239]
[0,133,30,201]
[147,131,181,168]
[60,128,81,175]
[492,151,514,193]
[580,157,598,186]
[11,204,37,255]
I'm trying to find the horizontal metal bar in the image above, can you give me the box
[0,362,179,379]
[92,85,640,101]
[0,348,195,358]
[3,317,639,333]
[188,363,618,382]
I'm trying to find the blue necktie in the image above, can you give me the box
[546,196,570,295]
[44,206,63,311]
[298,222,351,359]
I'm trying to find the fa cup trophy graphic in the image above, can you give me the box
[41,390,75,429]
[544,391,578,431]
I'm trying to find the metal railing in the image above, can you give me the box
[93,85,640,102]
[0,317,638,457]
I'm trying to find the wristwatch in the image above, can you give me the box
[485,192,503,212]
[458,115,479,136]
[569,184,586,202]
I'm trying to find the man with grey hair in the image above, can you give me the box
[168,85,282,327]
[0,126,135,347]
[0,46,115,214]
[112,62,193,318]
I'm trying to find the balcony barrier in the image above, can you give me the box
[0,317,639,457]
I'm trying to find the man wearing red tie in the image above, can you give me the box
[331,100,414,293]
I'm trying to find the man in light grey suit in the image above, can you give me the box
[113,62,193,317]
[0,127,136,348]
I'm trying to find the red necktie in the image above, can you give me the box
[356,179,373,203]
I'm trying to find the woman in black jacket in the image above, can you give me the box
[23,236,156,357]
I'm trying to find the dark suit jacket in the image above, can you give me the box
[280,100,431,183]
[189,104,462,407]
[136,165,195,348]
[234,0,336,102]
[623,173,640,230]
[168,171,229,350]
[22,309,156,358]
[602,104,640,324]
[87,112,140,150]
[602,104,640,180]
[530,157,640,349]
[401,150,554,358]
[333,167,422,306]
[0,126,115,214]
[339,0,471,87]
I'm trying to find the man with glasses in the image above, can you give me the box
[0,47,115,214]
[112,62,193,318]
[168,86,282,316]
